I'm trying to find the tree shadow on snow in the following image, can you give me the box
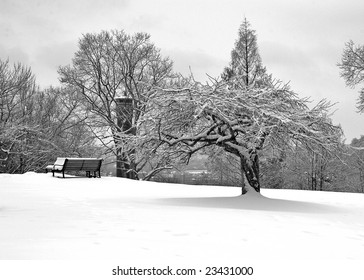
[155,195,339,214]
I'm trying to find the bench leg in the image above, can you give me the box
[62,171,65,178]
[52,171,55,177]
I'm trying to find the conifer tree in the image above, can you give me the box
[222,18,269,88]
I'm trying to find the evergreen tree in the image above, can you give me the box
[222,18,269,88]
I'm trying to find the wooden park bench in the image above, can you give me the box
[45,158,103,178]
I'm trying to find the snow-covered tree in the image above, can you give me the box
[338,40,364,112]
[147,79,342,194]
[58,30,174,179]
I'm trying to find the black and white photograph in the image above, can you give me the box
[1,0,364,279]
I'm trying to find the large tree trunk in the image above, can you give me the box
[240,152,260,193]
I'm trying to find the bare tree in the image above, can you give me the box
[58,30,174,179]
[349,136,364,192]
[0,59,38,172]
[0,59,95,173]
[338,40,364,112]
[273,140,349,192]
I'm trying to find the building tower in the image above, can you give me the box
[115,97,136,179]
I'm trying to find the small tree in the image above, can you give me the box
[338,40,364,112]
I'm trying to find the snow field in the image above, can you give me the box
[0,172,364,279]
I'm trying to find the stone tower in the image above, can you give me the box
[115,97,136,179]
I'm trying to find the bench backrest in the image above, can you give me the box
[79,159,103,171]
[56,158,103,172]
[64,159,84,170]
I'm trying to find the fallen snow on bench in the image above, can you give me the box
[0,172,363,260]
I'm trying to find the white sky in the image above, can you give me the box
[1,0,364,142]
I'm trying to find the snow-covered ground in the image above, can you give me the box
[1,172,364,278]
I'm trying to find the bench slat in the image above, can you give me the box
[65,162,83,168]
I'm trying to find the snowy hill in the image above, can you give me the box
[0,172,363,279]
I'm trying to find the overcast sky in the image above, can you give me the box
[1,0,364,142]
